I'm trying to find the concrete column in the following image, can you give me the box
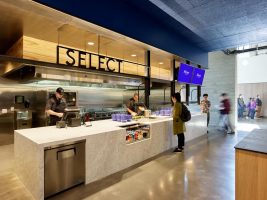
[202,51,237,128]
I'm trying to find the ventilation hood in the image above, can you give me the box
[0,56,143,87]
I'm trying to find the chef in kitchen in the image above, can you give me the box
[46,87,67,126]
[126,92,145,116]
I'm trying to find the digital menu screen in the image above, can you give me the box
[191,68,205,85]
[177,63,194,84]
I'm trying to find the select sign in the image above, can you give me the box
[57,46,123,73]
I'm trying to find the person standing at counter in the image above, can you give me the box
[200,93,211,133]
[46,87,66,126]
[171,92,186,153]
[126,93,140,116]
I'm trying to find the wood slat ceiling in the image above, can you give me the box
[0,0,177,69]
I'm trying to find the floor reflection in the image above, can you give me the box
[1,119,267,200]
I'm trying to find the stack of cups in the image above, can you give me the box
[127,114,132,122]
[121,114,127,122]
[112,114,117,121]
[116,114,122,122]
[112,113,132,122]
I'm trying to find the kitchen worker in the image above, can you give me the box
[126,92,144,116]
[46,87,67,126]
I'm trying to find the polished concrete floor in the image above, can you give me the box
[0,118,266,200]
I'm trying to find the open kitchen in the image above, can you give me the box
[0,2,207,199]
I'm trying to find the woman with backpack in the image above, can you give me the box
[171,92,186,153]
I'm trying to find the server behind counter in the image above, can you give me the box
[46,87,67,126]
[126,93,145,116]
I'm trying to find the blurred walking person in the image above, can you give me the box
[220,93,234,134]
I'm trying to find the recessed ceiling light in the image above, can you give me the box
[131,54,137,57]
[88,42,94,46]
[159,62,164,65]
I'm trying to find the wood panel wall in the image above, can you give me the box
[236,149,267,200]
[6,36,171,80]
[238,83,267,116]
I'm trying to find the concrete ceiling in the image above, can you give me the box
[148,0,267,51]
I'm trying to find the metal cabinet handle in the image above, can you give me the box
[57,148,76,160]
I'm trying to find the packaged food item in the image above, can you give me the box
[138,132,143,140]
[134,131,139,140]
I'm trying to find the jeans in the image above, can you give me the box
[222,114,233,132]
[250,109,255,119]
[247,109,251,118]
[238,107,244,118]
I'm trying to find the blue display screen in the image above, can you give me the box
[191,68,205,85]
[177,63,194,84]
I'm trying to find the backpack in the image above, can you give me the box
[180,103,191,122]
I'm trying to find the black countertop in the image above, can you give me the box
[235,129,267,154]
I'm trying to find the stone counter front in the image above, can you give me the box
[15,115,207,200]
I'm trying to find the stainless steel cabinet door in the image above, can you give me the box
[44,140,85,198]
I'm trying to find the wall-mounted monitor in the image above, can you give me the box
[191,68,205,85]
[177,63,194,84]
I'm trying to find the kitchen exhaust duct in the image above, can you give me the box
[1,64,143,87]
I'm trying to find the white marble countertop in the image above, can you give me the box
[15,117,173,147]
[15,112,205,147]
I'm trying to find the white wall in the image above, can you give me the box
[237,52,267,116]
[237,53,267,83]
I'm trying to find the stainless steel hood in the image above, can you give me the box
[0,55,144,87]
[34,67,143,86]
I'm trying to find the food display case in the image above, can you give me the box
[119,123,150,144]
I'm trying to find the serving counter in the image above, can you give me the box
[15,114,207,200]
[235,129,267,200]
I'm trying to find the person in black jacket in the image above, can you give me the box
[46,87,66,126]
